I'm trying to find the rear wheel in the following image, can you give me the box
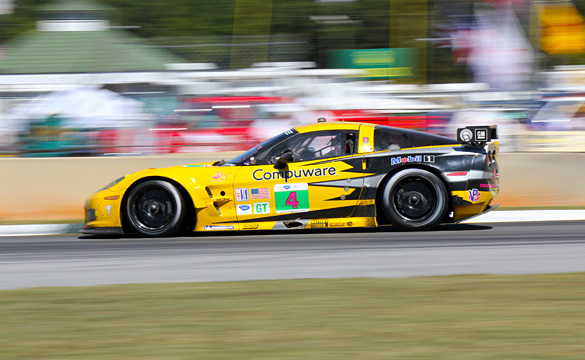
[382,169,448,231]
[124,180,185,237]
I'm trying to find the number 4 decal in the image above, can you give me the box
[274,183,310,213]
[285,192,299,209]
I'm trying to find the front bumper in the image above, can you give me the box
[80,225,124,235]
[83,188,124,232]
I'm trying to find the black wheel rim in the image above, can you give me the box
[131,187,175,231]
[391,176,437,221]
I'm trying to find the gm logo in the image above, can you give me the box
[475,129,487,141]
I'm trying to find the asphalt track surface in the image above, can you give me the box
[1,221,585,290]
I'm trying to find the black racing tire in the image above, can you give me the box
[382,168,448,231]
[124,180,185,237]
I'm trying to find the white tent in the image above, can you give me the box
[8,86,151,131]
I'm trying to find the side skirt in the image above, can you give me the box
[195,217,378,232]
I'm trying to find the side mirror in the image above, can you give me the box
[274,150,294,169]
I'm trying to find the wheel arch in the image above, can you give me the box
[120,176,197,235]
[375,164,453,226]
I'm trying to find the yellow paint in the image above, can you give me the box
[310,217,377,229]
[83,122,496,233]
[452,190,497,223]
[538,3,585,54]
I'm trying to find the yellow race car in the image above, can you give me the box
[82,121,499,236]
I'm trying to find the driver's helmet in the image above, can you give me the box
[328,134,343,156]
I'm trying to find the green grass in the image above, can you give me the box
[2,274,585,359]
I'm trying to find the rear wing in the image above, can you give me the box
[456,125,497,145]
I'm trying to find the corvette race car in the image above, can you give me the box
[82,121,499,236]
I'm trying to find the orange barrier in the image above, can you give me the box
[0,153,583,221]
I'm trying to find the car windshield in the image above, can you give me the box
[224,129,299,166]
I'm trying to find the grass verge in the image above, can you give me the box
[1,274,585,359]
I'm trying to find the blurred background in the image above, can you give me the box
[2,0,585,157]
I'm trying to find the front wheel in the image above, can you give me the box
[124,180,185,237]
[382,169,448,231]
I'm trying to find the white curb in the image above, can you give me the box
[0,224,77,237]
[464,210,585,223]
[1,210,585,237]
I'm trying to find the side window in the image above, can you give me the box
[373,127,403,152]
[250,130,357,164]
[291,131,356,161]
[373,125,456,151]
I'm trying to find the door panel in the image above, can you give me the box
[233,155,364,222]
[190,167,240,229]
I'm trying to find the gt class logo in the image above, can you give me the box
[391,155,422,165]
[254,202,270,214]
[468,188,481,202]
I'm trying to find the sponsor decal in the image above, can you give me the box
[242,224,259,230]
[236,188,249,202]
[275,183,310,213]
[480,183,496,188]
[475,129,487,141]
[363,137,369,143]
[251,188,270,200]
[391,155,422,166]
[468,188,481,202]
[204,225,235,230]
[211,171,227,182]
[254,202,271,214]
[252,167,336,182]
[311,220,329,228]
[459,128,473,142]
[328,221,345,228]
[237,204,253,215]
[105,204,112,216]
[423,155,435,163]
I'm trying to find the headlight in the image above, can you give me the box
[99,176,125,191]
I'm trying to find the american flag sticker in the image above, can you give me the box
[251,188,270,199]
[235,188,249,202]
